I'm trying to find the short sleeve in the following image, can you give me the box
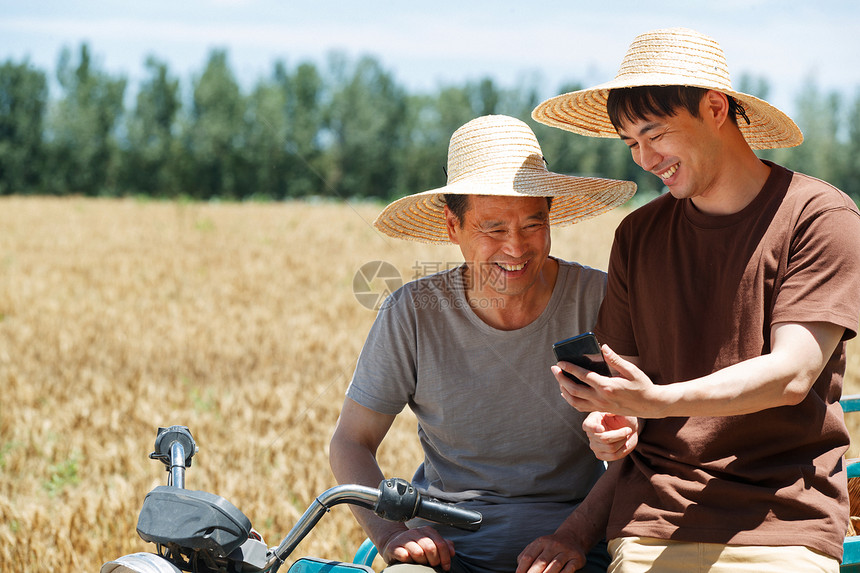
[773,205,860,340]
[346,287,419,415]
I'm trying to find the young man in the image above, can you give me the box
[329,115,635,573]
[531,28,860,572]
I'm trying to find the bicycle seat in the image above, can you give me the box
[136,485,252,557]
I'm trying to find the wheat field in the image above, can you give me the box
[0,196,858,572]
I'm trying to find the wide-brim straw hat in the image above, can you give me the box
[532,28,803,150]
[374,115,636,243]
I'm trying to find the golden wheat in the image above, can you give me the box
[0,197,857,572]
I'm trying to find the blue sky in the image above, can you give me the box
[2,0,859,116]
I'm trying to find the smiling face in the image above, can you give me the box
[614,90,733,207]
[617,101,724,204]
[445,195,553,303]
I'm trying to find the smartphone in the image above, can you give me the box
[552,332,611,382]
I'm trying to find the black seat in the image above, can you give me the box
[136,485,252,558]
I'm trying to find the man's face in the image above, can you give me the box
[445,195,552,300]
[616,98,722,203]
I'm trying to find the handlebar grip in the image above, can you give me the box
[375,479,482,532]
[375,478,421,522]
[416,497,482,532]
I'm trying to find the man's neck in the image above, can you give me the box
[691,139,772,216]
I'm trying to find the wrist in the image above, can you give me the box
[375,524,410,561]
[644,383,675,418]
[555,510,598,551]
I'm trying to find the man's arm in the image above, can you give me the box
[556,321,845,418]
[329,398,456,570]
[515,461,619,573]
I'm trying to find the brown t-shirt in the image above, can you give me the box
[594,162,860,560]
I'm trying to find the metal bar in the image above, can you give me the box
[169,441,187,489]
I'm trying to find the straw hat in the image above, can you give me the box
[373,115,636,243]
[532,28,803,150]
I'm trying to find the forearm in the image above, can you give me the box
[329,434,409,550]
[554,461,618,548]
[650,322,843,418]
[654,353,811,417]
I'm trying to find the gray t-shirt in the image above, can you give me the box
[346,259,606,571]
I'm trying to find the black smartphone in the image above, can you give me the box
[552,332,612,382]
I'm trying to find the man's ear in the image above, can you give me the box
[444,205,460,244]
[703,89,730,129]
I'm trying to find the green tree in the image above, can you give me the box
[183,49,245,199]
[395,86,478,199]
[472,77,500,116]
[47,44,126,195]
[324,54,408,199]
[788,79,843,186]
[241,59,328,200]
[843,89,860,199]
[0,59,48,194]
[122,56,181,196]
[396,77,533,200]
[282,60,326,197]
[244,66,289,200]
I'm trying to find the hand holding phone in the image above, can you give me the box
[552,332,612,383]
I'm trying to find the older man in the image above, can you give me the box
[330,114,635,573]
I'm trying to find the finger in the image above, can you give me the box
[515,547,536,573]
[588,428,627,451]
[382,531,414,564]
[582,411,607,434]
[422,529,455,570]
[592,427,633,444]
[561,359,604,385]
[591,435,634,460]
[588,434,627,454]
[622,431,639,454]
[516,538,553,573]
[553,363,580,387]
[554,366,579,402]
[589,443,627,460]
[388,544,411,563]
[416,536,453,570]
[534,551,578,573]
[400,539,428,564]
[601,344,636,378]
[556,368,594,399]
[554,366,603,413]
[593,447,625,461]
[420,538,442,567]
[517,550,552,573]
[601,414,638,432]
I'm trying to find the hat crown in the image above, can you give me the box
[446,115,547,185]
[615,27,733,91]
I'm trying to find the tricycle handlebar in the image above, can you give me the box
[268,479,481,570]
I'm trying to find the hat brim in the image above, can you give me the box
[532,76,803,150]
[374,173,636,244]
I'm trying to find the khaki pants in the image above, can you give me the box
[382,539,609,573]
[608,537,839,573]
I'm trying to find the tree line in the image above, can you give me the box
[2,43,859,202]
